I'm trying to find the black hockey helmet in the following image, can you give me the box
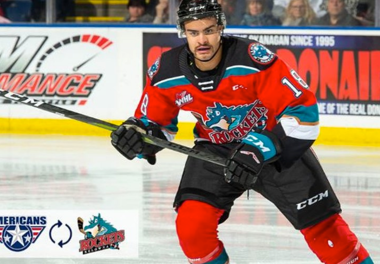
[177,0,226,38]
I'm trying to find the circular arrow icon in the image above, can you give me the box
[49,220,72,248]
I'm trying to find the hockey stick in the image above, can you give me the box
[0,89,226,166]
[77,217,86,235]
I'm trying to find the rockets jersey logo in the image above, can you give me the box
[203,101,268,144]
[248,43,274,64]
[205,102,251,131]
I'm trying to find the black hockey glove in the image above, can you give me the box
[110,117,166,165]
[224,130,282,189]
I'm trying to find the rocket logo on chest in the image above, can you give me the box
[204,100,268,144]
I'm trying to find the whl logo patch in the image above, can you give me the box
[78,213,125,255]
[175,91,194,107]
[0,216,46,252]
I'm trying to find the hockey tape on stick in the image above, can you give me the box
[77,217,86,235]
[0,89,226,166]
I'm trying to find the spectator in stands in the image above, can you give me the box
[316,0,361,26]
[0,0,31,22]
[282,0,316,26]
[240,0,281,26]
[217,0,242,25]
[153,0,169,24]
[273,0,326,21]
[354,0,374,26]
[125,0,154,23]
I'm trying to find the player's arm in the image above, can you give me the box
[259,59,319,169]
[271,104,319,169]
[110,116,166,165]
[111,74,180,165]
[225,57,318,188]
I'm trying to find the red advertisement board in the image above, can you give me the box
[143,32,380,117]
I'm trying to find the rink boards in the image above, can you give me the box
[0,25,379,146]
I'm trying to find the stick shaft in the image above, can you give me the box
[0,89,226,166]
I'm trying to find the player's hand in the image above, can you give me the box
[224,143,264,189]
[110,117,164,165]
[224,130,282,189]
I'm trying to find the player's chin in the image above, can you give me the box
[195,52,213,61]
[196,56,210,61]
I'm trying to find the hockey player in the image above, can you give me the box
[110,0,374,263]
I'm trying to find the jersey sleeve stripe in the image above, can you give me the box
[224,65,260,78]
[140,116,178,141]
[154,75,191,89]
[281,115,319,126]
[278,104,319,123]
[280,117,320,140]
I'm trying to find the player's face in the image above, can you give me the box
[184,17,222,62]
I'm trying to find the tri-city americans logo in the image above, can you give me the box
[0,216,46,252]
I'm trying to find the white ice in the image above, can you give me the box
[0,135,379,263]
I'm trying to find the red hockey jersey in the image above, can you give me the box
[135,36,319,165]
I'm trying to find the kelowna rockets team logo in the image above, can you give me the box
[202,101,268,144]
[78,214,125,254]
[0,216,46,252]
[248,43,275,64]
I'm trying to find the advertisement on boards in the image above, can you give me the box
[0,27,144,120]
[143,32,380,117]
[0,31,113,105]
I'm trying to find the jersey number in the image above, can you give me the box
[282,78,302,98]
[141,94,149,115]
[282,70,308,98]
